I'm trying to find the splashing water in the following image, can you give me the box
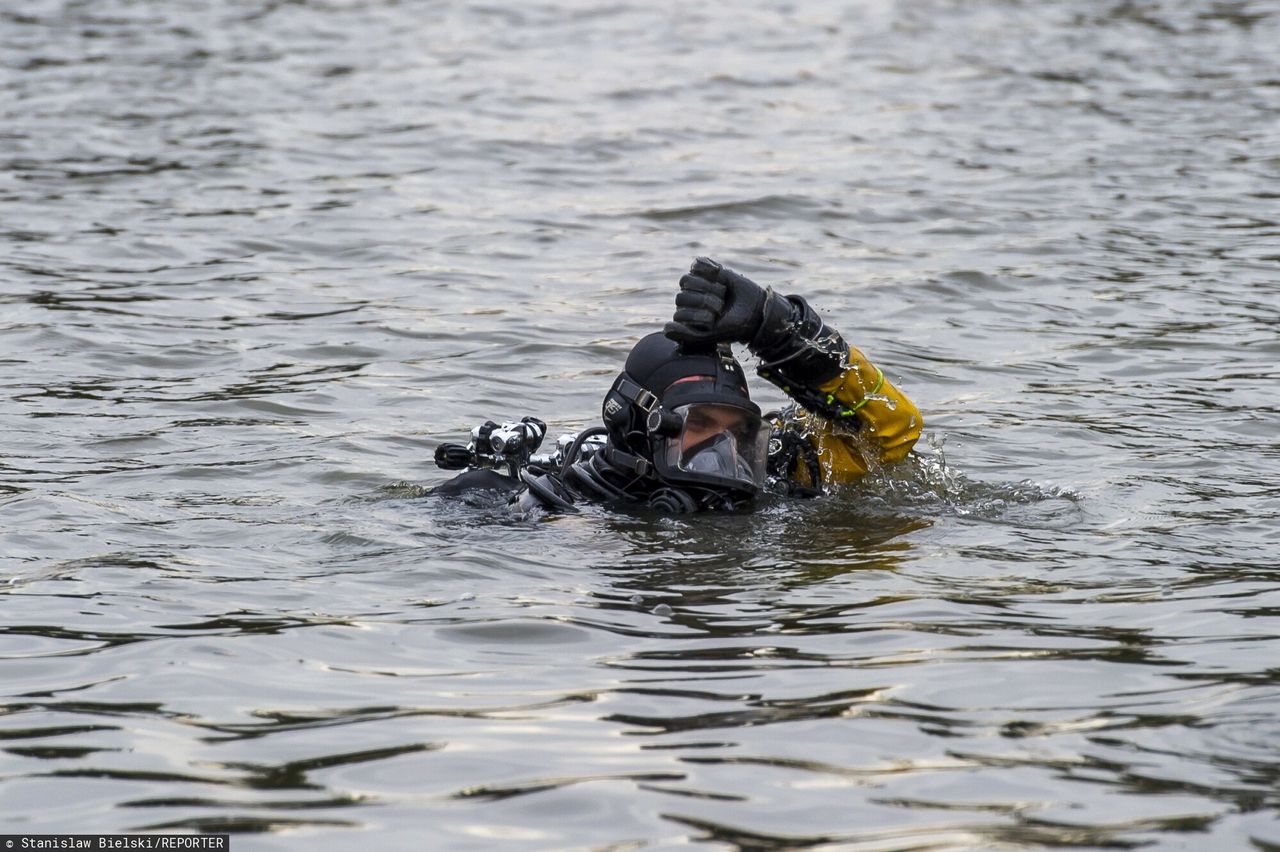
[843,433,1083,528]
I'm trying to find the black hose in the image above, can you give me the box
[559,426,608,475]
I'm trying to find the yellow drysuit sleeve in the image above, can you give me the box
[779,344,923,485]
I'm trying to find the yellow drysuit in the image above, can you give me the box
[762,344,922,487]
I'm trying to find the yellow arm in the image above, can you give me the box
[780,344,923,485]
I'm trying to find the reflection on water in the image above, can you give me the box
[3,0,1280,847]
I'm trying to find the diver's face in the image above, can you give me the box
[681,404,748,452]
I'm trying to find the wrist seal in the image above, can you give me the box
[749,295,847,388]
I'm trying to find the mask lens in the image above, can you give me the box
[662,404,768,490]
[681,433,738,473]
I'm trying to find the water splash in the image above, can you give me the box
[844,433,1083,529]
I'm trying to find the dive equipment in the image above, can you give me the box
[433,417,548,477]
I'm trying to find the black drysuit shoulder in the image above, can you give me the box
[429,468,523,497]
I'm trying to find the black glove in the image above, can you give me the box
[664,257,784,348]
[665,257,849,390]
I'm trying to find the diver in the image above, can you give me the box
[431,257,922,514]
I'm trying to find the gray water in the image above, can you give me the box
[3,0,1278,848]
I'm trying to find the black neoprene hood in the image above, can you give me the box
[621,333,759,415]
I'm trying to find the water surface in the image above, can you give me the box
[2,0,1279,848]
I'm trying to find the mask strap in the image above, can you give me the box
[614,378,658,412]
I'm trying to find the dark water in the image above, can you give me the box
[3,0,1279,847]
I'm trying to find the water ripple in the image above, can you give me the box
[3,0,1279,846]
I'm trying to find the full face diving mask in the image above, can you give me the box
[650,402,770,500]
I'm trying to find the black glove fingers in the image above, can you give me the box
[678,271,724,295]
[717,267,757,291]
[668,257,765,347]
[674,287,723,313]
[672,307,713,328]
[664,320,709,342]
[690,256,722,278]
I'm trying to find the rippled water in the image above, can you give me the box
[3,0,1279,847]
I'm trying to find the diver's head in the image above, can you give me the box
[600,333,769,511]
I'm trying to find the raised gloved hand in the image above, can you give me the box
[664,257,784,348]
[665,256,850,391]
